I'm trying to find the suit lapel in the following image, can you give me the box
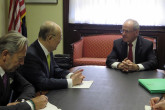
[0,73,12,105]
[121,41,128,60]
[0,77,4,97]
[34,40,50,78]
[135,36,142,63]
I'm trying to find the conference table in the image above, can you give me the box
[47,66,165,110]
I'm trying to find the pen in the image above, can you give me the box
[158,95,164,102]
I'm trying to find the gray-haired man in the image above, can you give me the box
[0,31,48,110]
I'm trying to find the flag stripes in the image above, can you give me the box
[8,0,27,37]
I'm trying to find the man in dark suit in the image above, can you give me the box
[0,31,48,110]
[106,19,157,72]
[20,21,85,91]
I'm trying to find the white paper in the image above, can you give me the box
[71,81,93,88]
[40,102,61,110]
[145,105,151,110]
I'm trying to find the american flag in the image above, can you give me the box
[8,0,27,37]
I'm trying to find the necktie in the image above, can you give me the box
[128,43,133,62]
[3,73,7,89]
[47,54,51,71]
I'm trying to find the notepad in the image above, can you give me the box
[71,81,93,88]
[145,105,151,110]
[139,79,165,93]
[40,102,61,110]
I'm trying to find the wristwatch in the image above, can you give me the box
[16,99,26,102]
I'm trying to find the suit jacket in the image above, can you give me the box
[20,40,70,91]
[0,102,31,110]
[0,71,35,110]
[106,36,157,70]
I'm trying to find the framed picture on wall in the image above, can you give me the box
[25,0,58,4]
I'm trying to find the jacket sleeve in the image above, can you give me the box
[140,41,158,70]
[11,71,35,101]
[20,52,68,91]
[0,102,31,110]
[50,52,70,78]
[106,40,120,68]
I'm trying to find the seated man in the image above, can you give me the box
[106,19,157,72]
[20,21,85,91]
[0,31,48,110]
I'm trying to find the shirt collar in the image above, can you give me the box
[38,40,50,57]
[0,66,5,77]
[127,37,137,46]
[132,38,137,46]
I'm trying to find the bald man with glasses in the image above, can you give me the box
[106,19,157,72]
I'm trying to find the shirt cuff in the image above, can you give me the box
[26,101,34,110]
[137,64,145,71]
[67,79,73,88]
[111,62,120,69]
[66,72,73,79]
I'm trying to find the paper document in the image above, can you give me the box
[145,105,151,110]
[72,81,93,88]
[40,102,61,110]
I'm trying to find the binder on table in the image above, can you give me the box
[138,79,165,93]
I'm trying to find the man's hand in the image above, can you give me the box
[71,69,85,86]
[153,101,165,110]
[150,97,165,110]
[150,97,160,108]
[7,102,20,106]
[35,91,48,97]
[32,95,48,110]
[123,59,139,71]
[118,58,139,72]
[117,63,125,70]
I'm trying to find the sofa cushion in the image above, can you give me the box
[74,58,106,66]
[83,34,122,58]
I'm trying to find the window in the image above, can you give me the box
[69,0,165,26]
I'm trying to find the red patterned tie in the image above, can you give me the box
[128,43,133,62]
[3,73,7,89]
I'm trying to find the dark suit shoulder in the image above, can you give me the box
[114,38,123,42]
[0,102,31,110]
[26,40,46,62]
[138,36,153,45]
[113,38,123,46]
[27,40,41,55]
[137,36,153,50]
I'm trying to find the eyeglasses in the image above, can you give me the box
[120,29,135,34]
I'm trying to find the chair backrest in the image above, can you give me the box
[82,34,122,58]
[143,36,156,50]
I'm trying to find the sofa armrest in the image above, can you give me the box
[72,39,83,59]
